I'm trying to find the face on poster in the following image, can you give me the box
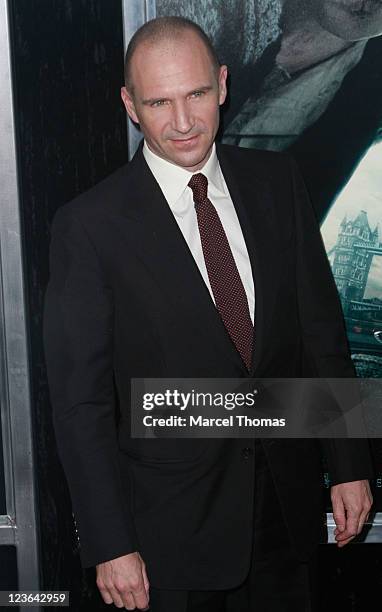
[157,0,382,370]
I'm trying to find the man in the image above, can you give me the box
[43,16,374,612]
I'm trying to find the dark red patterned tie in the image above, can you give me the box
[188,173,253,370]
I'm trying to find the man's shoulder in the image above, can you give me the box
[217,142,292,180]
[56,162,132,222]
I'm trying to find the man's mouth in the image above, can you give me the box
[171,135,199,145]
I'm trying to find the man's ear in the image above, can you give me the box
[121,86,139,124]
[218,65,228,106]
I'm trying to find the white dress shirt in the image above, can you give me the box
[143,141,255,324]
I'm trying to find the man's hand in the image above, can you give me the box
[96,551,150,610]
[331,479,373,547]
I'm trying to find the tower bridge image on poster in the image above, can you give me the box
[328,210,382,363]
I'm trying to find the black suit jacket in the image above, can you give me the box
[43,143,374,589]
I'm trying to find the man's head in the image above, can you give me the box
[121,17,227,172]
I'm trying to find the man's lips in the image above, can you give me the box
[170,135,200,145]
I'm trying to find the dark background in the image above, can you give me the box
[2,0,127,608]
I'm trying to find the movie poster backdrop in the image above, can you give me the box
[156,0,382,509]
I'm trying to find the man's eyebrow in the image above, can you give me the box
[141,85,214,106]
[188,85,213,93]
[142,96,168,106]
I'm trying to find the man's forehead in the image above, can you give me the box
[131,31,210,68]
[129,34,216,95]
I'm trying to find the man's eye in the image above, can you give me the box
[151,100,167,107]
[191,91,204,98]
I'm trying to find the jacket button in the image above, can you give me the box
[242,447,253,459]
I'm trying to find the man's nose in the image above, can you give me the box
[171,101,193,133]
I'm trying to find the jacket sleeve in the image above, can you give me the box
[43,205,138,567]
[289,154,375,486]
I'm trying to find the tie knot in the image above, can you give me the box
[188,173,208,205]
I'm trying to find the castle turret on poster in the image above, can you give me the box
[331,211,380,302]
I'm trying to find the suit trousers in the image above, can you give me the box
[148,440,319,612]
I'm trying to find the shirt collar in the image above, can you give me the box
[143,140,226,210]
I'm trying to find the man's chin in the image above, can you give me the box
[166,143,213,171]
[175,154,209,172]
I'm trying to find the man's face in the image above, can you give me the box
[313,0,382,40]
[121,32,227,172]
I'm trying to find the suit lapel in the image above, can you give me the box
[118,143,280,375]
[216,144,281,376]
[118,144,248,373]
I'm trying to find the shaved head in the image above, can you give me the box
[124,16,220,93]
